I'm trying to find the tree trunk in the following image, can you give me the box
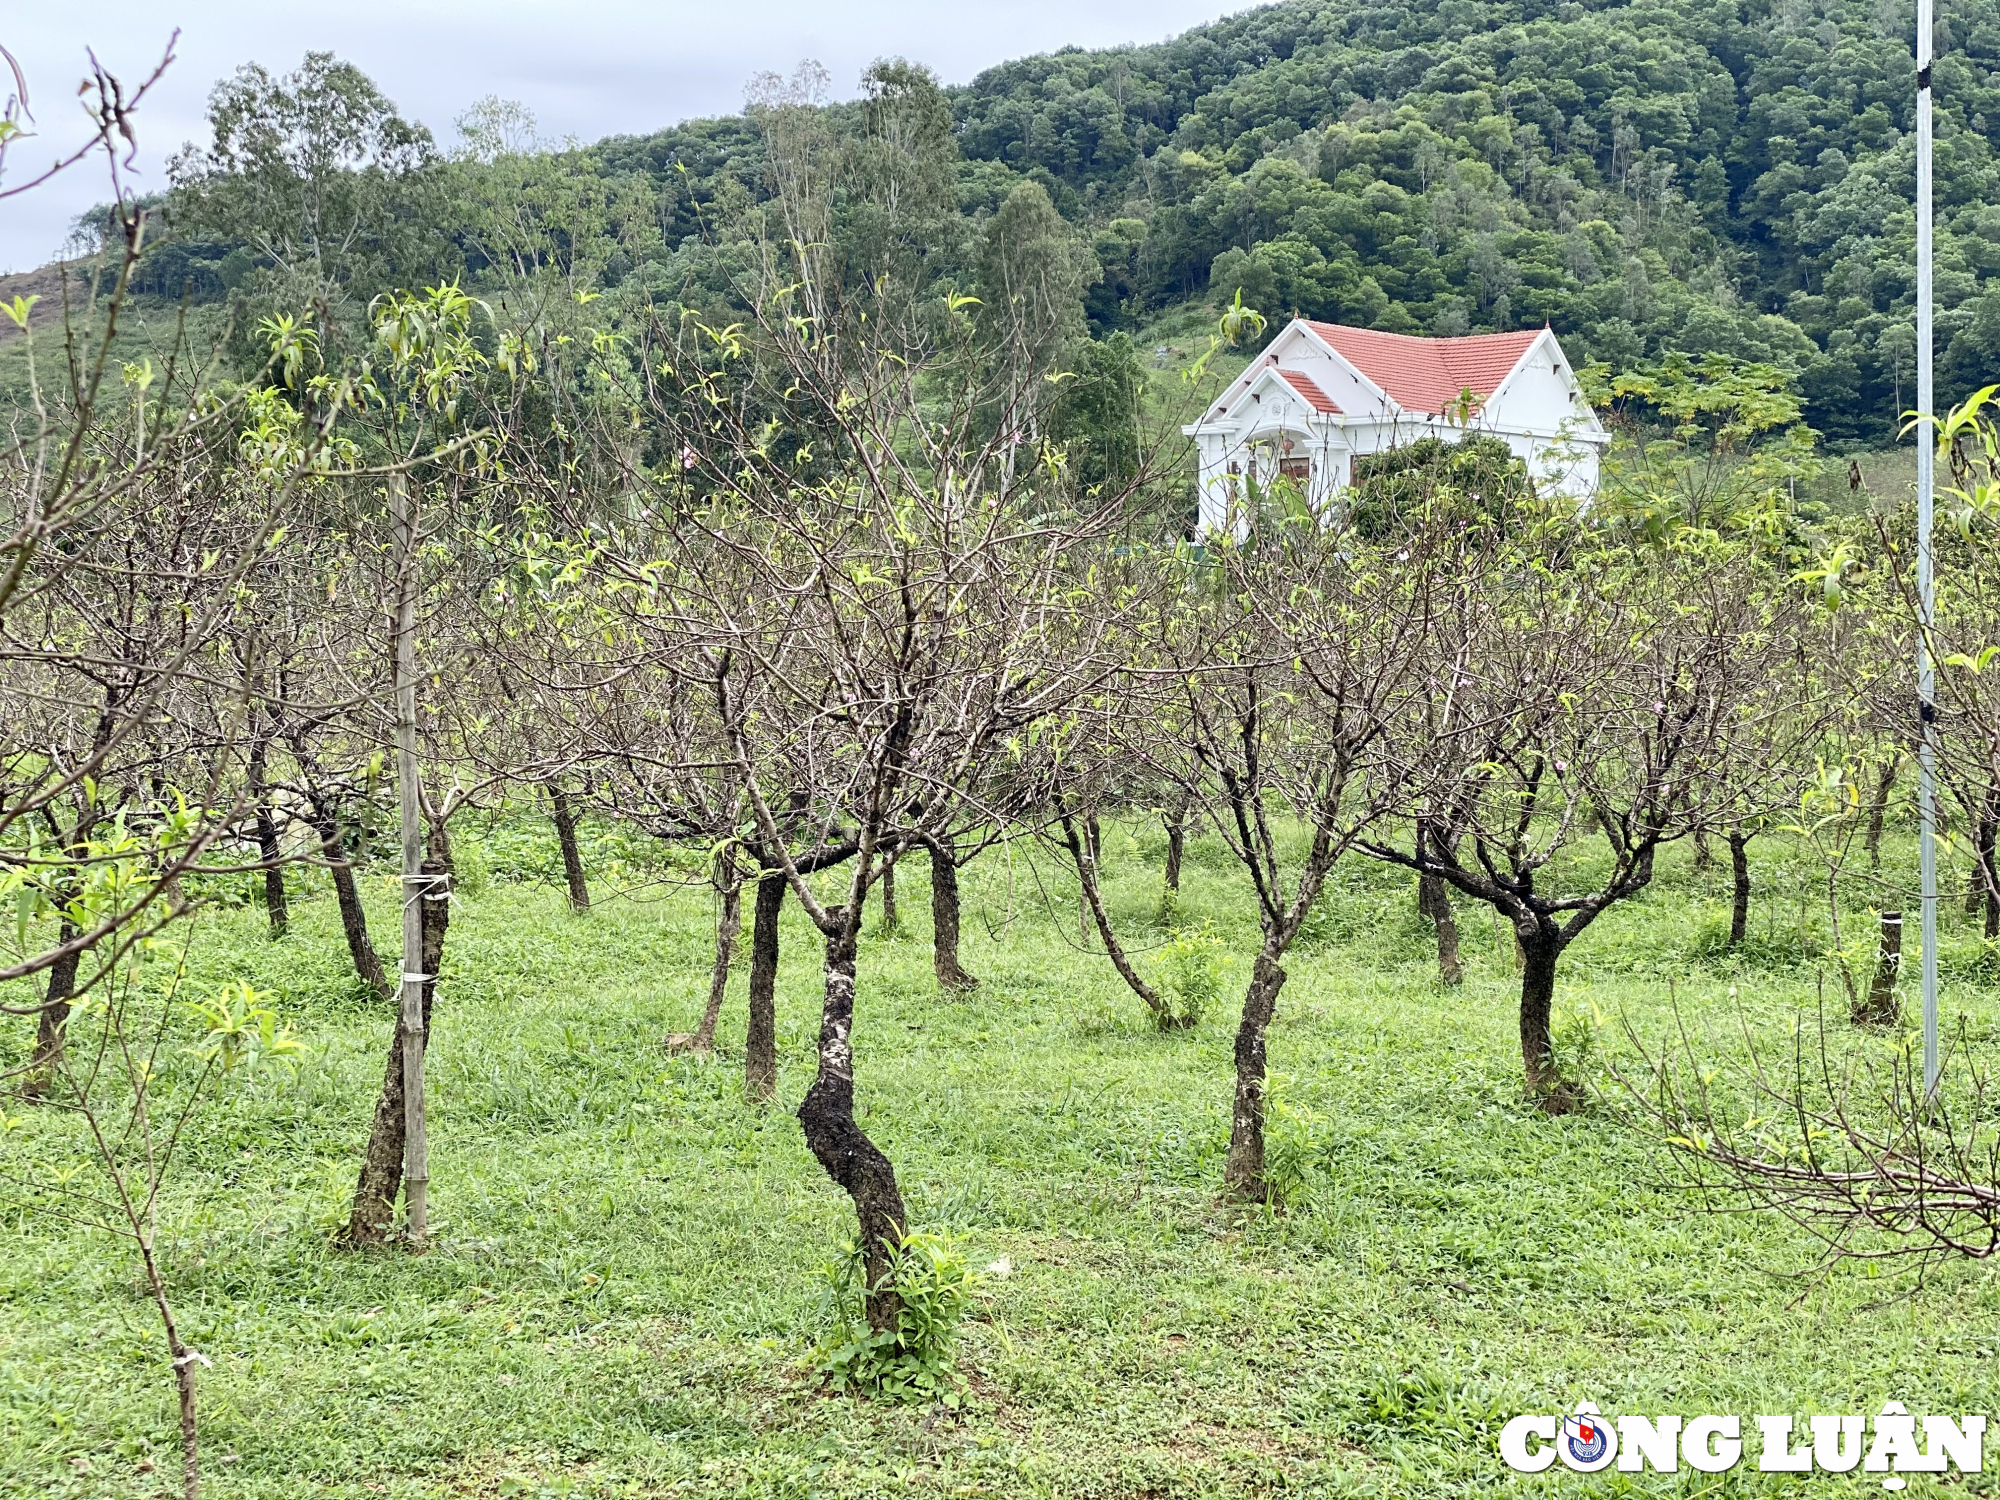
[1728,828,1751,947]
[1078,818,1096,946]
[1693,826,1713,873]
[1060,803,1180,1028]
[1966,794,1995,918]
[745,869,784,1104]
[172,1342,199,1499]
[342,826,451,1245]
[1967,814,1992,917]
[925,838,978,991]
[1980,814,1999,939]
[247,736,288,937]
[796,919,907,1330]
[315,810,391,1000]
[691,853,741,1053]
[548,784,590,912]
[1418,874,1463,985]
[21,919,80,1102]
[1162,799,1186,906]
[879,856,899,935]
[1865,757,1897,870]
[1222,948,1289,1201]
[1517,923,1566,1101]
[1856,909,1903,1025]
[345,1011,412,1246]
[134,1229,201,1500]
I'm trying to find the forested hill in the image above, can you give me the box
[91,0,2000,448]
[578,0,2000,446]
[940,0,2000,446]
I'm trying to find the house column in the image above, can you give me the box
[1307,438,1335,511]
[1195,432,1234,539]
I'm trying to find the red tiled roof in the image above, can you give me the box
[1299,321,1543,415]
[1276,368,1341,414]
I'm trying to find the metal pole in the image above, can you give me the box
[1916,0,1939,1100]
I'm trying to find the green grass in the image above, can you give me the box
[5,820,2000,1498]
[0,295,235,415]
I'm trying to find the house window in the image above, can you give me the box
[1278,457,1311,483]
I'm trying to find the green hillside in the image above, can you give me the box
[16,0,2000,447]
[941,0,2000,446]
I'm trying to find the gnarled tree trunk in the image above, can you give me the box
[1059,803,1182,1029]
[549,784,590,913]
[1517,921,1566,1101]
[315,807,390,1000]
[342,825,451,1245]
[878,855,899,935]
[745,869,784,1103]
[1728,827,1751,947]
[1977,809,1999,937]
[1222,948,1289,1201]
[1865,756,1898,870]
[21,918,80,1102]
[1965,807,1992,918]
[1855,909,1903,1025]
[923,836,977,991]
[796,917,907,1330]
[1417,873,1463,985]
[1162,798,1186,908]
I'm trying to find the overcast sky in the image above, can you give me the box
[0,1,1247,273]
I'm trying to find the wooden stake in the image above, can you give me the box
[391,473,429,1242]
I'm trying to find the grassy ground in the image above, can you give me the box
[5,818,2000,1498]
[0,289,233,414]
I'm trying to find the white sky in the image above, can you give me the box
[0,1,1245,274]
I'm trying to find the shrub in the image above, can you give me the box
[1545,999,1608,1102]
[1262,1072,1332,1206]
[1154,922,1228,1026]
[816,1231,983,1404]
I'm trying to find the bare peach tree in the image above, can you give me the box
[1621,389,2000,1269]
[690,485,1120,1326]
[603,306,1140,1338]
[1117,513,1449,1199]
[1363,528,1823,1107]
[0,40,359,1498]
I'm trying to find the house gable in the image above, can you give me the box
[1205,359,1340,429]
[1482,329,1607,442]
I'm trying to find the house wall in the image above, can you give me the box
[1499,431,1601,498]
[1484,341,1606,499]
[1192,403,1348,536]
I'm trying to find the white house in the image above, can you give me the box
[1182,318,1609,536]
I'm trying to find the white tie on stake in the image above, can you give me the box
[1916,0,1940,1101]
